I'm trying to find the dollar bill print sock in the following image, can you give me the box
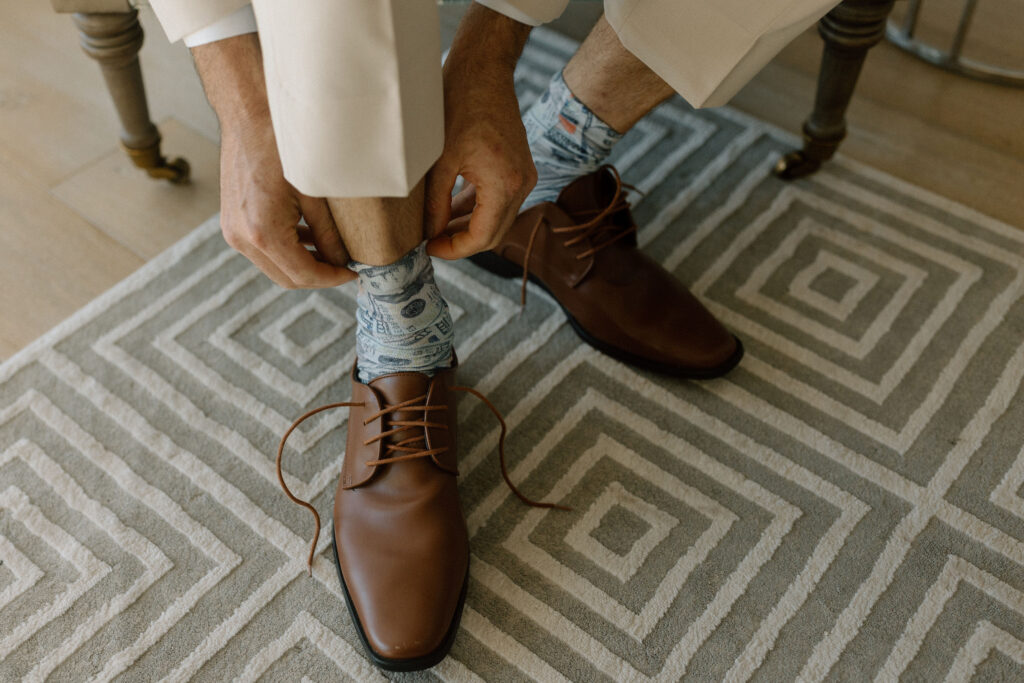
[521,69,622,208]
[350,242,453,383]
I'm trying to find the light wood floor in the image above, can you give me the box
[1,1,1022,361]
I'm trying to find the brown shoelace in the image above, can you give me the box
[276,385,570,575]
[519,164,641,305]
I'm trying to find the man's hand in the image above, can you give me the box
[424,5,536,261]
[218,111,354,289]
[193,35,354,289]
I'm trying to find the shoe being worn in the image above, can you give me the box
[276,358,565,672]
[470,166,743,378]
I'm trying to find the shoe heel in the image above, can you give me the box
[468,251,521,279]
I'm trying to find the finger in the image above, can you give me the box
[428,184,515,260]
[446,213,472,234]
[450,183,477,221]
[427,230,489,260]
[221,223,301,288]
[262,233,356,288]
[425,215,472,259]
[235,241,301,289]
[298,195,351,266]
[292,235,338,264]
[423,159,459,239]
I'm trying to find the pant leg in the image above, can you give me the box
[604,0,841,108]
[252,0,443,198]
[148,0,249,42]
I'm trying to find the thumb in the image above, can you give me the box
[423,159,458,239]
[297,195,349,267]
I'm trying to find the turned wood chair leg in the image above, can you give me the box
[72,11,190,183]
[774,0,897,180]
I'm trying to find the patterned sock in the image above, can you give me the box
[521,70,623,208]
[350,242,453,383]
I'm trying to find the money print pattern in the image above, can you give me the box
[350,242,453,382]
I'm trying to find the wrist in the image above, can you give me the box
[449,3,531,71]
[192,33,271,134]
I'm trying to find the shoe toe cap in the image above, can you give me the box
[343,557,467,664]
[336,503,468,664]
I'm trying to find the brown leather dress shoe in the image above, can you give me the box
[332,363,467,671]
[470,166,743,378]
[276,359,567,672]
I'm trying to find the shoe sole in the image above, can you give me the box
[331,526,468,673]
[468,251,745,379]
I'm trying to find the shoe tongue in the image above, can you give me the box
[556,167,618,217]
[368,372,430,411]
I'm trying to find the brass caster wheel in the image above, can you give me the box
[773,151,821,180]
[146,156,191,184]
[124,141,191,184]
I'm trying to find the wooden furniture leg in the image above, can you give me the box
[774,0,897,180]
[72,10,190,183]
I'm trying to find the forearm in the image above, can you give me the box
[191,33,270,137]
[442,4,533,134]
[447,3,532,75]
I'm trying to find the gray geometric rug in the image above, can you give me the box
[3,28,1024,681]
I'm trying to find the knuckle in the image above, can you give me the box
[524,165,538,191]
[220,220,242,247]
[522,160,538,182]
[246,229,269,250]
[507,170,526,191]
[222,229,241,250]
[508,166,536,196]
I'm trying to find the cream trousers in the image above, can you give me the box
[149,0,840,198]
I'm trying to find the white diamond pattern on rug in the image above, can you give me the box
[687,176,1023,460]
[0,484,110,662]
[788,249,880,322]
[565,480,679,583]
[736,217,915,353]
[258,291,354,367]
[2,26,1024,682]
[703,189,980,380]
[503,429,748,642]
[0,528,42,614]
[947,621,1024,681]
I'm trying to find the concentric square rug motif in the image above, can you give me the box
[3,28,1024,682]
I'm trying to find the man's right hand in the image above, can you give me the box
[193,34,354,289]
[423,5,535,262]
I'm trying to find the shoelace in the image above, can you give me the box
[519,164,641,305]
[276,385,570,575]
